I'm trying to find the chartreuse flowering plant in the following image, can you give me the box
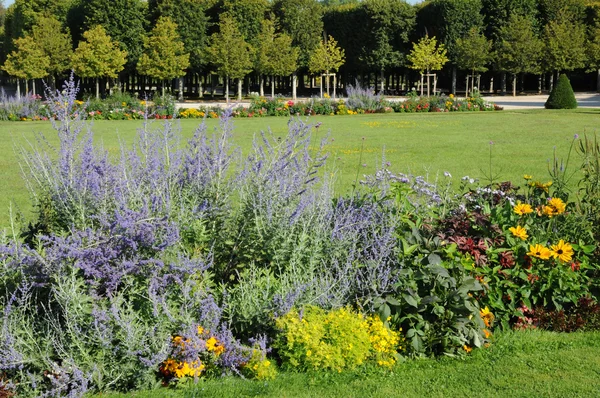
[274,306,403,372]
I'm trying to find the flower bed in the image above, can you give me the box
[0,90,501,122]
[0,79,594,398]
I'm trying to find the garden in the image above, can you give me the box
[0,77,599,397]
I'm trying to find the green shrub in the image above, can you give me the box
[274,306,402,372]
[545,74,577,109]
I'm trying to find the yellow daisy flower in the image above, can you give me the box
[509,225,528,240]
[514,202,533,215]
[527,244,551,260]
[550,240,574,263]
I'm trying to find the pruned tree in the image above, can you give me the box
[2,35,49,96]
[495,14,542,96]
[206,15,253,102]
[254,19,298,97]
[407,36,448,96]
[543,10,587,79]
[454,27,494,95]
[308,34,345,98]
[71,25,128,98]
[30,15,72,88]
[137,16,190,97]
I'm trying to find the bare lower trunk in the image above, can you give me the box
[292,72,297,100]
[538,74,542,94]
[260,75,264,97]
[25,79,29,96]
[96,78,100,99]
[16,78,21,98]
[501,73,506,95]
[237,78,242,101]
[326,70,330,96]
[380,68,385,94]
[549,73,554,91]
[451,66,457,95]
[271,75,275,98]
[512,74,517,97]
[597,69,600,92]
[178,77,184,101]
[225,75,229,103]
[32,80,36,96]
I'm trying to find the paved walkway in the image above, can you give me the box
[175,93,600,111]
[481,93,600,110]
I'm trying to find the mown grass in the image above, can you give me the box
[94,330,600,398]
[1,109,599,227]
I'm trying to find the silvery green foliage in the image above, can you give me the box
[346,82,387,112]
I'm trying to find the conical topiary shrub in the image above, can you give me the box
[545,74,578,109]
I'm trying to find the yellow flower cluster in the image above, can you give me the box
[179,108,206,119]
[527,240,574,263]
[160,326,224,380]
[276,307,404,372]
[160,358,205,378]
[529,180,553,193]
[542,197,566,217]
[366,315,403,368]
[243,348,277,380]
[513,198,565,218]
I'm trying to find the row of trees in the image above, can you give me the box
[1,0,600,98]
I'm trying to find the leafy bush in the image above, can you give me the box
[545,74,577,109]
[515,297,600,332]
[274,306,402,371]
[374,242,492,357]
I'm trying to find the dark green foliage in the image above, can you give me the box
[545,74,578,109]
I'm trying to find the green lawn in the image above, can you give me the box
[95,330,600,398]
[1,109,599,228]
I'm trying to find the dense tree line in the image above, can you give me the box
[1,0,600,98]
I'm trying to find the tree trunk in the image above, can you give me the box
[198,74,204,98]
[32,80,36,96]
[96,78,100,99]
[25,79,29,96]
[178,77,184,101]
[211,75,216,97]
[538,74,542,94]
[162,80,165,97]
[292,72,297,100]
[597,69,600,92]
[512,74,517,97]
[326,70,330,96]
[501,73,506,95]
[16,78,20,98]
[225,75,229,103]
[549,72,554,91]
[451,66,457,95]
[237,78,242,101]
[260,75,264,97]
[380,68,385,94]
[271,75,275,98]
